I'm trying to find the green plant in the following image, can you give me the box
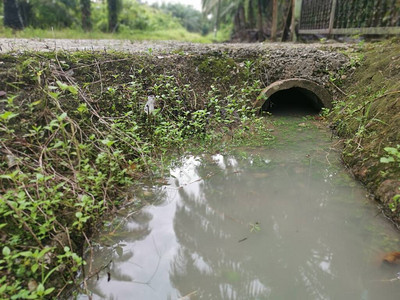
[249,222,260,233]
[379,147,400,212]
[389,193,400,212]
[380,145,400,166]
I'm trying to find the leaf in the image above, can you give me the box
[36,173,44,181]
[31,100,42,106]
[101,139,115,147]
[56,81,69,91]
[56,80,78,95]
[2,246,10,256]
[380,157,395,163]
[53,141,64,148]
[19,251,33,257]
[49,92,60,100]
[0,111,19,121]
[384,147,399,156]
[44,287,55,295]
[57,112,68,121]
[67,85,78,95]
[77,103,87,113]
[31,263,39,273]
[0,170,19,180]
[36,283,44,293]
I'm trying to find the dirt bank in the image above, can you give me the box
[329,39,400,227]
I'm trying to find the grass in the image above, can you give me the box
[0,27,216,43]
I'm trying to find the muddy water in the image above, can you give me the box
[78,116,400,300]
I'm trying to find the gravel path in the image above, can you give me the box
[0,38,350,54]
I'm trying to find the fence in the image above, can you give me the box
[299,0,400,36]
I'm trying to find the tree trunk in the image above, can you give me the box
[290,0,296,41]
[248,0,256,28]
[107,0,118,32]
[18,0,32,28]
[271,0,278,41]
[257,0,264,36]
[81,0,92,31]
[238,3,246,29]
[281,2,292,41]
[3,0,24,30]
[214,0,221,37]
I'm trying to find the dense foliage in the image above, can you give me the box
[153,2,211,35]
[0,0,300,42]
[0,0,208,37]
[0,50,272,298]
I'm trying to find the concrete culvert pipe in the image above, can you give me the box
[254,78,332,115]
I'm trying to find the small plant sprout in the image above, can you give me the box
[249,222,261,233]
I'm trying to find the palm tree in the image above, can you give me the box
[202,0,266,39]
[202,0,296,42]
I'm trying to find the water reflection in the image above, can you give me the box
[79,117,400,300]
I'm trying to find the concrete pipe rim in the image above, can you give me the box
[254,78,332,112]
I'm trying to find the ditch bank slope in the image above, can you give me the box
[329,39,400,226]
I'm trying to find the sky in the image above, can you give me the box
[143,0,202,12]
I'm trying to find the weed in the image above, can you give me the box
[0,51,270,298]
[389,193,400,212]
[380,145,400,166]
[328,40,400,221]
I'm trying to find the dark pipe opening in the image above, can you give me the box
[262,87,323,116]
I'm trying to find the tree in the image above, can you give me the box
[16,0,78,29]
[157,3,206,34]
[81,0,91,31]
[257,0,264,37]
[202,0,296,42]
[202,0,265,39]
[3,0,24,29]
[271,0,277,41]
[107,0,118,32]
